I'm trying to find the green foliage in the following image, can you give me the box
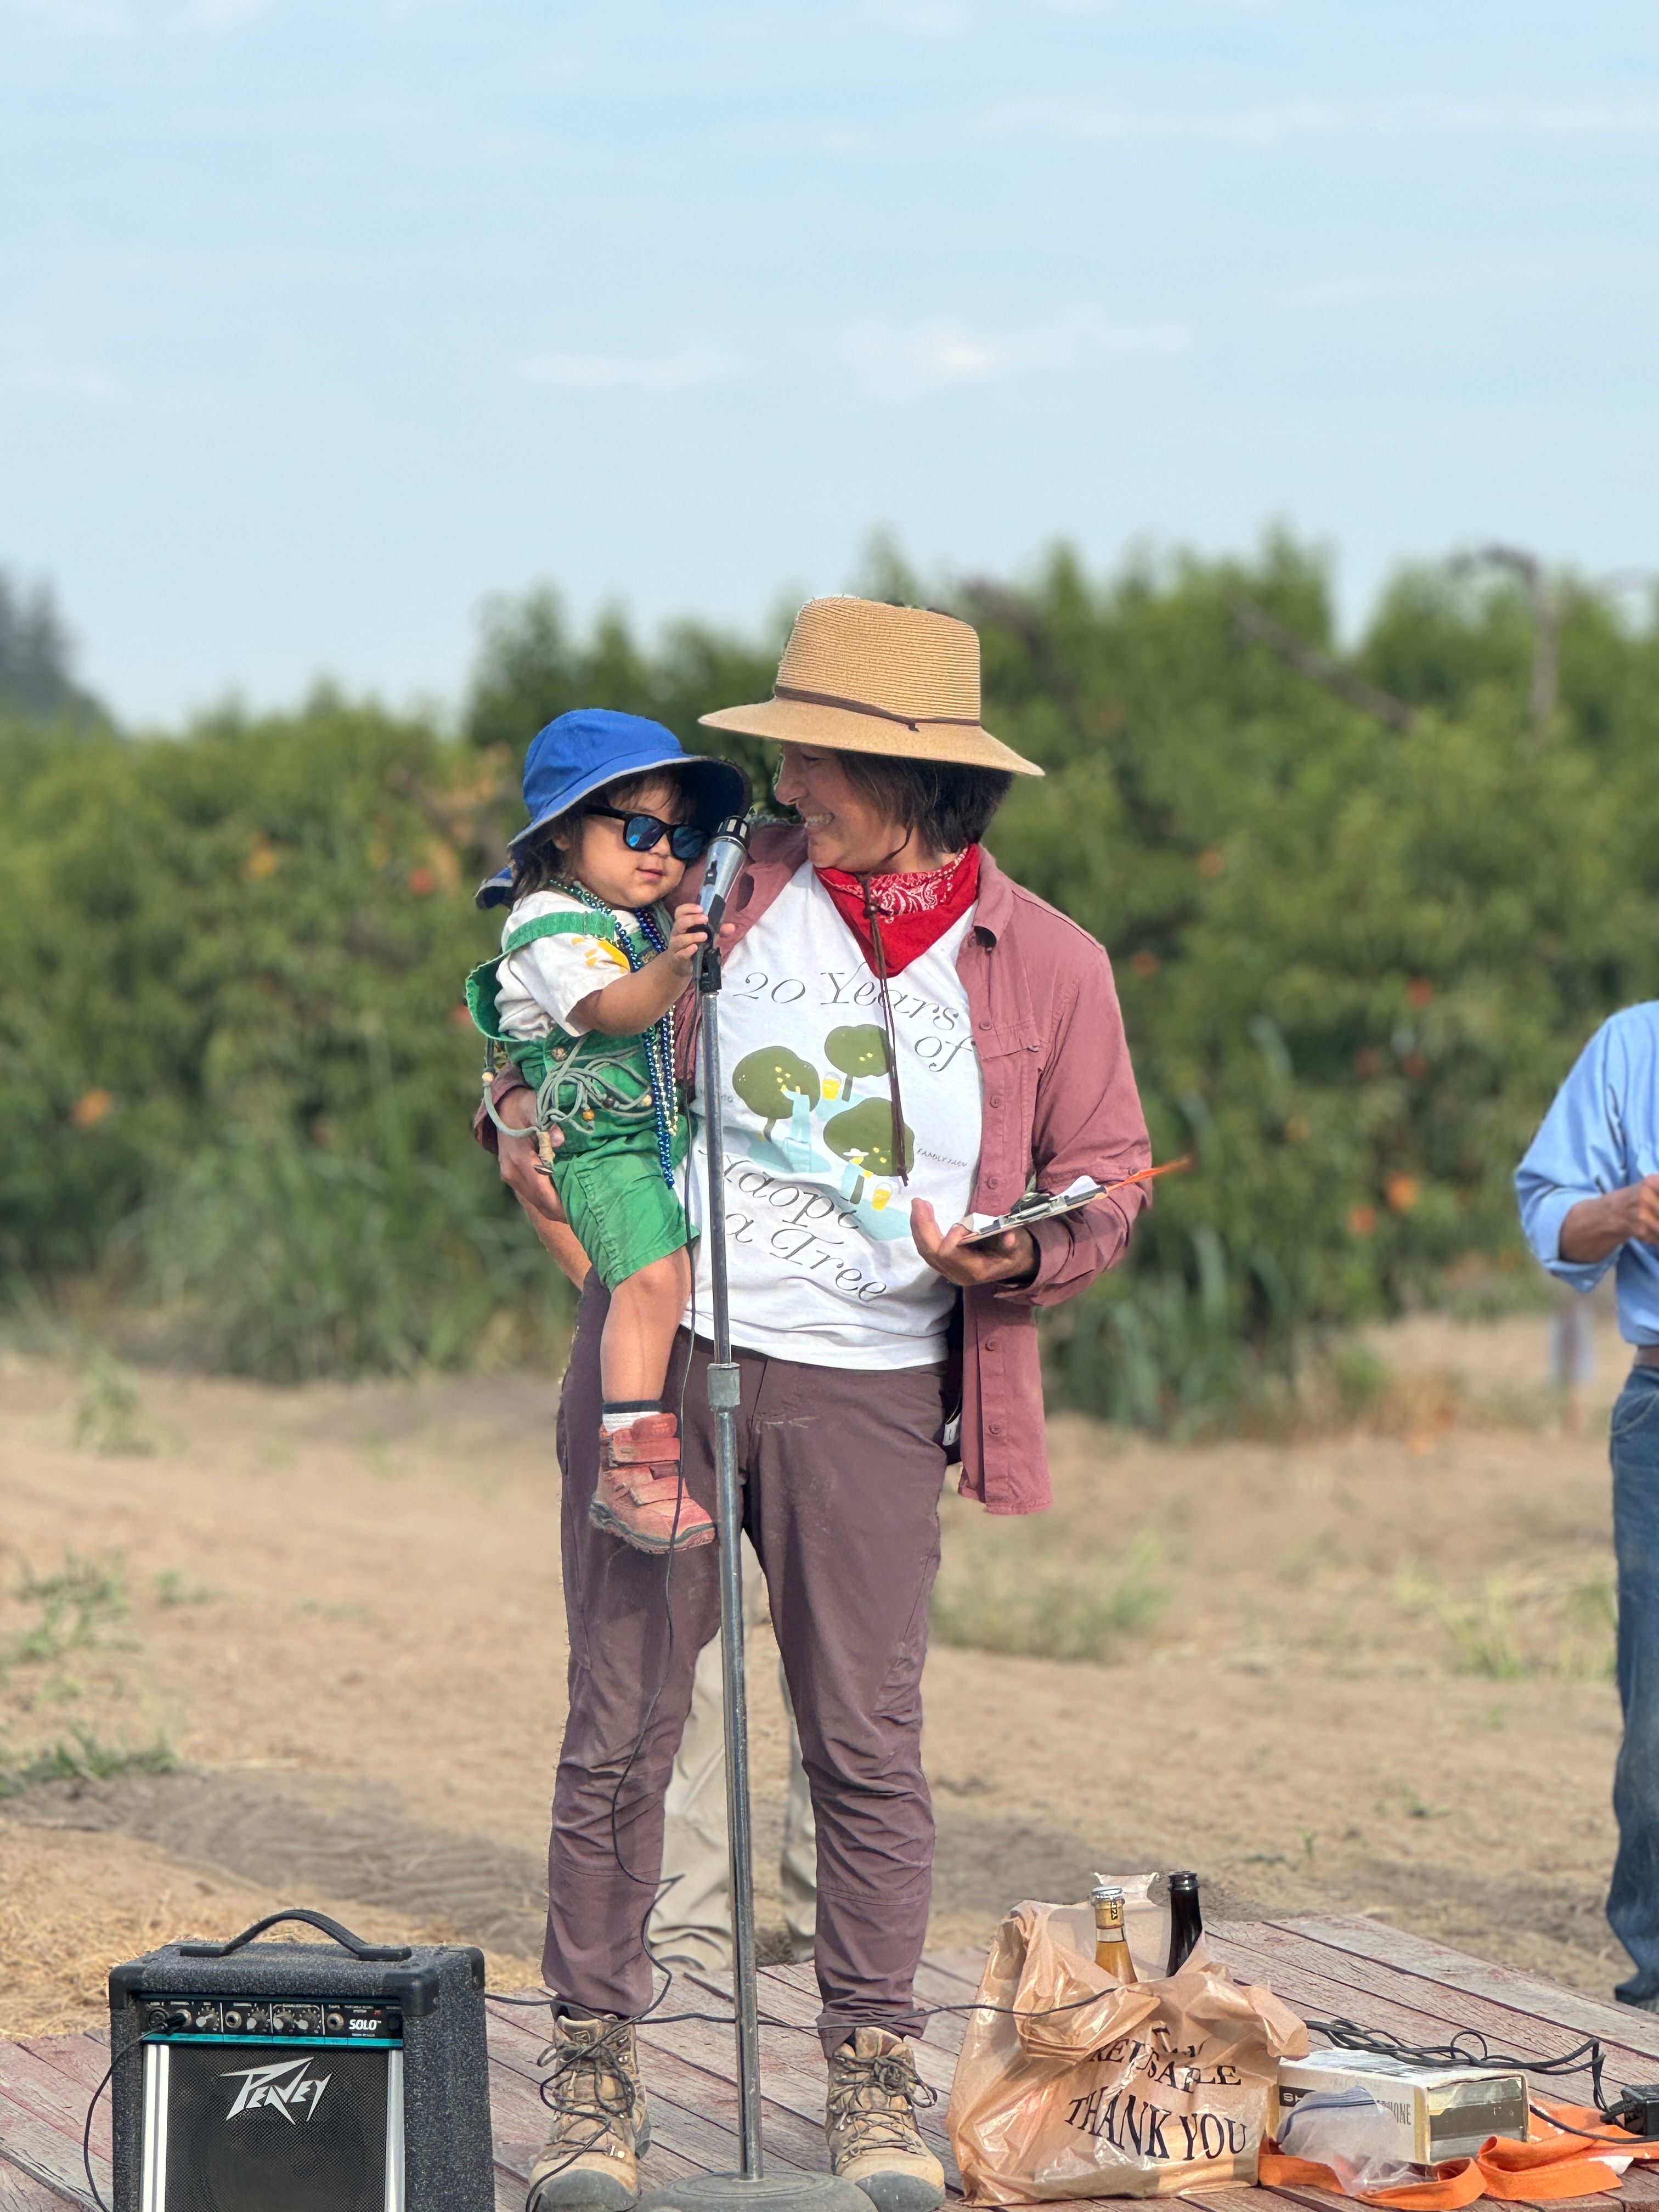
[0,692,574,1375]
[930,1533,1168,1662]
[5,545,1659,1413]
[465,588,783,807]
[0,1729,177,1799]
[964,538,1659,1424]
[1,1554,128,1677]
[0,571,108,726]
[73,1349,154,1454]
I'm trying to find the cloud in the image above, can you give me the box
[0,332,221,414]
[513,347,735,394]
[840,314,1190,400]
[510,314,1189,406]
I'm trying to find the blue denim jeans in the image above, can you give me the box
[1610,1367,1659,2003]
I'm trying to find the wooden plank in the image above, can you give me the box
[923,1949,989,1991]
[0,2046,106,2208]
[0,2156,81,2212]
[0,2116,93,2211]
[0,2050,109,2176]
[1226,1922,1659,2081]
[13,2042,105,2100]
[1271,1918,1659,2060]
[1209,1926,1612,2103]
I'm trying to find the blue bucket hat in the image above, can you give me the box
[477,708,750,908]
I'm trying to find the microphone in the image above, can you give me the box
[696,812,753,990]
[699,813,752,929]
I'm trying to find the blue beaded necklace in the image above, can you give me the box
[555,878,680,1187]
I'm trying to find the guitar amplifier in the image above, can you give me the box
[108,1911,495,2212]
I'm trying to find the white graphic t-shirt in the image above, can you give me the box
[495,889,634,1039]
[685,863,983,1369]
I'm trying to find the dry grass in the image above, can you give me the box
[0,1824,543,2038]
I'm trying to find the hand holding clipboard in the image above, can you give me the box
[955,1156,1192,1245]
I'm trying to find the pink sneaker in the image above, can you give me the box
[590,1414,715,1554]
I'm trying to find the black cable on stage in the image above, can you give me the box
[1305,2016,1616,2115]
[82,2036,155,2212]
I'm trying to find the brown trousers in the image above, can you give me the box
[546,1276,948,2055]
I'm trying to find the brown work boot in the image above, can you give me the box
[589,1414,715,1554]
[826,2026,946,2212]
[526,2012,652,2212]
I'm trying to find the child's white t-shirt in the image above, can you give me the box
[495,889,633,1039]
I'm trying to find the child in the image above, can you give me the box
[467,709,749,1553]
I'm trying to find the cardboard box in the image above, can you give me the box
[1271,2049,1531,2164]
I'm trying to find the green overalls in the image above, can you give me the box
[466,907,692,1289]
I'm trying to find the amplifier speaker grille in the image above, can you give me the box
[142,2044,402,2212]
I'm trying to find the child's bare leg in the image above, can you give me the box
[590,1248,712,1554]
[599,1249,693,1405]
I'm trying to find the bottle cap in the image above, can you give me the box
[1090,1876,1125,1904]
[1169,1870,1199,1891]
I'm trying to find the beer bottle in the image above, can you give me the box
[1166,1870,1203,1975]
[1091,1878,1138,1984]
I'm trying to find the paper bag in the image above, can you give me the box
[947,1898,1308,2200]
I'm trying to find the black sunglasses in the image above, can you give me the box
[588,806,711,862]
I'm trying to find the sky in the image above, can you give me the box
[4,0,1658,727]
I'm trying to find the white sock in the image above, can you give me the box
[602,1400,662,1432]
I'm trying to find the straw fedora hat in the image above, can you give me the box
[699,595,1042,776]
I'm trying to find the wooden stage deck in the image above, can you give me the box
[9,1916,1659,2209]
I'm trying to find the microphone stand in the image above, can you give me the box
[636,825,867,2212]
[695,893,764,2180]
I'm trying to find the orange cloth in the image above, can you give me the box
[1259,2097,1659,2206]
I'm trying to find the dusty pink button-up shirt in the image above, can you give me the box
[678,826,1150,1515]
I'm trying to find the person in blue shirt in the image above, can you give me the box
[1518,1004,1659,2010]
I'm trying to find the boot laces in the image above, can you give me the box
[830,2043,938,2155]
[537,2017,640,2158]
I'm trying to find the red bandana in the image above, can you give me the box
[815,845,982,977]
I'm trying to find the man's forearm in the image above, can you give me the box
[1560,1182,1659,1263]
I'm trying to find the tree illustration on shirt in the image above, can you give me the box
[732,1047,820,1143]
[823,1097,916,1206]
[823,1023,890,1105]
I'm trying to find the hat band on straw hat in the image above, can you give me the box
[772,682,983,733]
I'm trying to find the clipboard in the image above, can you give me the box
[956,1156,1190,1245]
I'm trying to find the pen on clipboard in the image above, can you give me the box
[1092,1154,1193,1199]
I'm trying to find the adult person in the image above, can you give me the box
[1519,1014,1659,2011]
[477,1150,816,1965]
[648,1538,817,1971]
[479,596,1151,2212]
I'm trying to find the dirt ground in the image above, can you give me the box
[0,1307,1638,2038]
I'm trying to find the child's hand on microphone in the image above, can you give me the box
[665,903,713,975]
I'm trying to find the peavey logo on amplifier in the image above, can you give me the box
[222,2054,332,2121]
